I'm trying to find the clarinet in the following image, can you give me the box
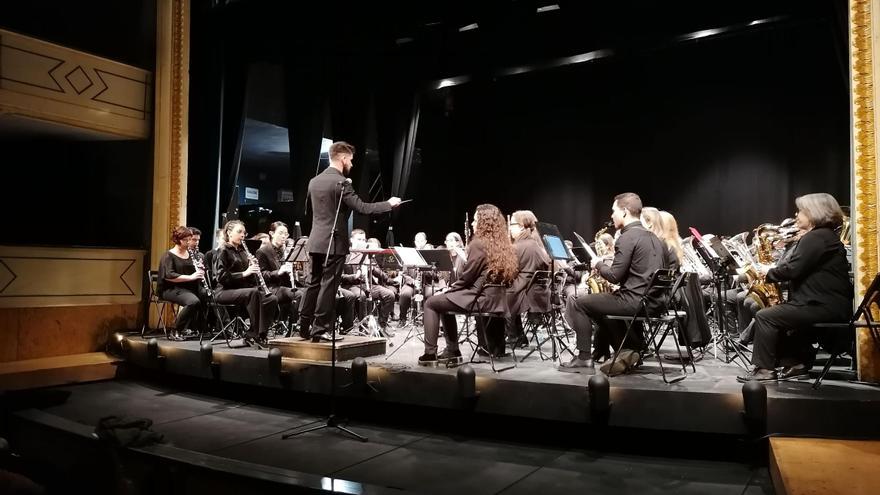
[241,241,272,296]
[187,248,213,297]
[282,239,296,288]
[464,212,471,248]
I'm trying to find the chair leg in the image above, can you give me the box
[812,352,838,389]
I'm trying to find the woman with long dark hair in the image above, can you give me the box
[419,204,518,365]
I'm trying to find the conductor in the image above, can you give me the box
[298,141,402,341]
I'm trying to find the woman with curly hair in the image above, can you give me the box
[419,204,519,365]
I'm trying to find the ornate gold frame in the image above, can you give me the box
[850,0,879,381]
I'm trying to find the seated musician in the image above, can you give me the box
[414,232,434,249]
[158,226,207,338]
[255,221,302,328]
[342,231,395,333]
[641,207,681,272]
[505,210,551,348]
[213,220,279,346]
[444,232,467,283]
[738,193,852,382]
[419,204,518,365]
[560,193,666,374]
[204,228,226,279]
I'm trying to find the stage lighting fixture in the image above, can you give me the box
[147,338,160,360]
[459,23,478,32]
[268,347,283,375]
[742,381,767,435]
[456,364,478,400]
[200,342,214,367]
[588,374,611,424]
[536,4,560,13]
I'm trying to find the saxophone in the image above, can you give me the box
[741,224,784,308]
[587,224,613,294]
[188,248,213,297]
[241,241,272,296]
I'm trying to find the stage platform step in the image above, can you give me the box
[268,335,386,361]
[0,352,120,391]
[770,437,880,495]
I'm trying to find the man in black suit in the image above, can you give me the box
[299,141,401,340]
[560,192,666,374]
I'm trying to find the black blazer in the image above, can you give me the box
[214,243,256,291]
[306,167,392,256]
[256,243,292,288]
[507,235,551,314]
[596,222,666,304]
[445,238,508,314]
[767,226,851,317]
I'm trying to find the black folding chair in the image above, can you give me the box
[519,270,576,363]
[454,283,517,373]
[606,269,693,383]
[141,270,178,339]
[811,272,880,388]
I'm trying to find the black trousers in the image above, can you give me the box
[272,286,301,322]
[336,287,357,331]
[565,292,643,355]
[298,253,346,335]
[398,284,416,322]
[423,293,466,354]
[161,286,206,332]
[751,302,844,370]
[215,287,277,338]
[370,284,396,326]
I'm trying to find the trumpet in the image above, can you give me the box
[241,241,272,296]
[188,248,213,297]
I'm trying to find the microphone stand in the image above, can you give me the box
[283,179,367,442]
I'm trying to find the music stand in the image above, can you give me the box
[532,222,575,362]
[689,228,751,369]
[385,248,435,358]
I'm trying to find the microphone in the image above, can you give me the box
[337,178,352,186]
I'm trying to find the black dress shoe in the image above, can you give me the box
[418,352,438,366]
[438,348,463,363]
[736,368,778,383]
[778,364,810,380]
[558,356,594,371]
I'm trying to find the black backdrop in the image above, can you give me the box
[397,21,848,245]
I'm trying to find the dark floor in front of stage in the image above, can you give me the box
[34,379,773,495]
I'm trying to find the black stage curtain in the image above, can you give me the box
[284,55,325,232]
[404,21,849,245]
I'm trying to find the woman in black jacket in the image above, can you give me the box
[738,193,852,382]
[419,204,518,365]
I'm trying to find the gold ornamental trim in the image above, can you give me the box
[851,0,879,295]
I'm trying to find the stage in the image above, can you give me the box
[115,327,880,439]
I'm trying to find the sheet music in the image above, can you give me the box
[572,232,599,260]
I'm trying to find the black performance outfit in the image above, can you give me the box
[506,234,551,342]
[214,243,278,340]
[341,253,396,328]
[158,250,206,334]
[565,222,666,357]
[751,227,852,370]
[298,167,392,338]
[423,238,508,355]
[256,242,302,324]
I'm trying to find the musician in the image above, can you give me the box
[341,229,370,317]
[738,193,852,382]
[419,204,518,365]
[298,141,401,341]
[364,238,398,331]
[444,232,467,283]
[560,193,666,374]
[506,210,551,348]
[414,232,434,249]
[214,220,279,346]
[204,228,226,283]
[642,207,680,272]
[158,226,206,338]
[256,221,302,326]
